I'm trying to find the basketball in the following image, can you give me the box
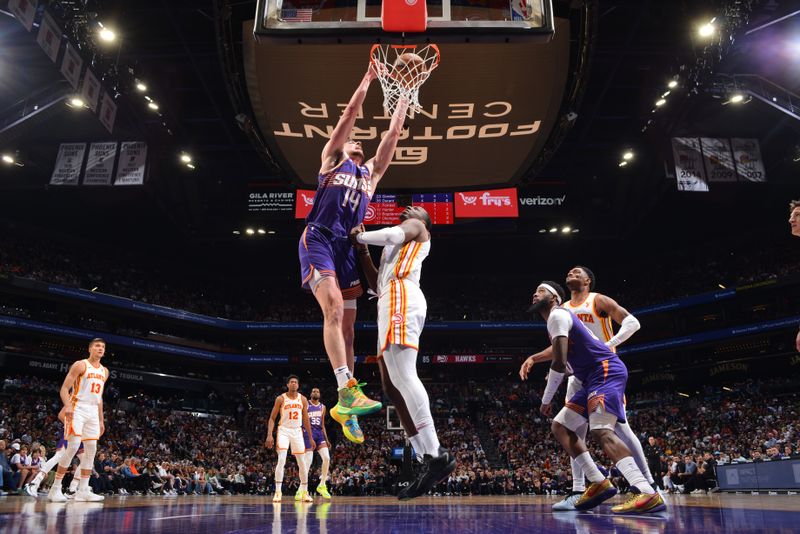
[393,52,426,87]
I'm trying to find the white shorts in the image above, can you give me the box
[68,404,101,442]
[277,426,305,455]
[378,280,426,352]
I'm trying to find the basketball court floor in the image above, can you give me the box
[0,494,797,533]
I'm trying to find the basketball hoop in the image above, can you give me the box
[370,44,440,118]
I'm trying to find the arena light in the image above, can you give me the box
[722,386,732,392]
[622,150,634,161]
[561,226,571,233]
[67,97,86,108]
[571,229,580,233]
[618,161,628,167]
[257,228,266,235]
[136,81,147,92]
[268,230,276,235]
[698,19,716,38]
[245,228,255,235]
[661,91,671,98]
[548,227,557,233]
[186,163,196,170]
[148,102,159,111]
[677,392,690,398]
[718,283,726,289]
[538,229,547,234]
[91,287,98,292]
[655,98,667,107]
[2,154,14,164]
[729,93,745,103]
[97,22,117,43]
[668,80,678,89]
[180,153,192,164]
[232,230,241,235]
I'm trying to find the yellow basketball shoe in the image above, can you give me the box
[316,483,332,500]
[296,489,313,503]
[574,479,618,511]
[330,404,364,444]
[611,492,666,514]
[335,379,382,417]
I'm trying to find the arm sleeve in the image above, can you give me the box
[356,226,406,246]
[605,314,641,348]
[547,308,573,339]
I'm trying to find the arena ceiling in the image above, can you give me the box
[0,0,798,246]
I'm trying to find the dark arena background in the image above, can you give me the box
[1,0,800,532]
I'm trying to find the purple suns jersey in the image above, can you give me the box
[308,402,324,430]
[548,308,621,383]
[306,158,372,236]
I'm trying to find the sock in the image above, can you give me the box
[616,456,654,494]
[571,457,586,493]
[78,476,89,492]
[50,473,65,494]
[417,426,441,457]
[70,478,80,492]
[319,448,330,484]
[334,366,352,389]
[299,483,308,492]
[408,435,425,462]
[574,452,605,484]
[31,471,45,488]
[275,482,282,492]
[615,422,655,484]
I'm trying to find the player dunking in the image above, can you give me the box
[350,207,456,500]
[520,266,655,510]
[24,406,84,497]
[266,375,315,502]
[530,282,665,514]
[298,63,410,444]
[48,338,108,502]
[301,387,332,499]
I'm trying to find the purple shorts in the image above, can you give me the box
[298,225,363,300]
[566,357,628,424]
[303,428,327,451]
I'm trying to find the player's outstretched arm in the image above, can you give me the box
[265,396,282,449]
[320,66,378,170]
[595,293,641,348]
[366,97,410,186]
[351,218,426,248]
[519,346,555,380]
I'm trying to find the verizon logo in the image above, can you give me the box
[519,195,566,206]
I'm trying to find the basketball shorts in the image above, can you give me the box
[298,224,363,300]
[565,357,629,428]
[277,426,305,455]
[378,279,426,352]
[303,428,327,451]
[67,404,101,441]
[57,429,85,452]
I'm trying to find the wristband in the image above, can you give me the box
[541,368,565,404]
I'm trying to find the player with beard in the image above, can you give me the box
[520,266,656,510]
[530,282,665,514]
[301,387,332,499]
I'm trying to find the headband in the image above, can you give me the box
[537,283,562,305]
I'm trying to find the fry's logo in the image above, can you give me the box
[454,188,519,218]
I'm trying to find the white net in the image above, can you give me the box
[369,44,441,118]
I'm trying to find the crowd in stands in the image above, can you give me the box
[0,372,798,498]
[2,232,798,323]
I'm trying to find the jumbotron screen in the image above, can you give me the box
[295,191,454,225]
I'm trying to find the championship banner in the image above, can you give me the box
[36,11,61,63]
[114,142,147,186]
[99,92,117,134]
[700,138,736,183]
[83,142,117,185]
[731,138,766,182]
[50,143,86,186]
[454,187,519,218]
[247,189,294,215]
[60,41,83,90]
[81,69,101,112]
[671,137,708,192]
[8,0,37,31]
[295,189,316,218]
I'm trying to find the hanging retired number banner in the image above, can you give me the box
[114,142,148,185]
[83,142,117,185]
[60,41,83,90]
[81,69,101,112]
[36,11,61,63]
[50,143,86,185]
[8,0,37,31]
[731,138,766,183]
[671,137,708,192]
[700,138,736,183]
[99,92,117,133]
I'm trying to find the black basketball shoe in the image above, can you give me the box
[398,447,456,501]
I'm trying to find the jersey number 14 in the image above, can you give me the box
[341,189,361,211]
